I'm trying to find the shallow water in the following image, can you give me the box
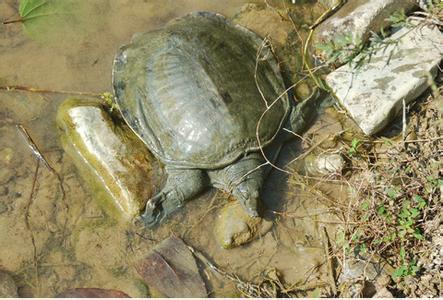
[0,0,348,297]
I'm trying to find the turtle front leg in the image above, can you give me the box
[141,168,208,227]
[209,153,265,217]
[285,88,324,138]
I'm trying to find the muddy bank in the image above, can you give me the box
[0,0,441,297]
[0,0,341,297]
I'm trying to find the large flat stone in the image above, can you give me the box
[326,24,443,135]
[313,0,416,63]
[57,99,162,219]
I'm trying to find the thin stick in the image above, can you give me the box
[2,18,22,24]
[321,227,337,295]
[17,124,54,172]
[272,209,339,219]
[16,124,69,233]
[254,74,312,176]
[182,191,220,238]
[402,98,407,146]
[285,134,330,166]
[309,0,346,30]
[403,136,443,143]
[0,85,101,97]
[24,161,40,296]
[187,244,267,297]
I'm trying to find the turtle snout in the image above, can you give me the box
[237,189,260,217]
[245,198,259,217]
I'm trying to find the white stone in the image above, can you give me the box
[304,153,344,176]
[313,0,416,61]
[326,24,443,135]
[57,99,160,219]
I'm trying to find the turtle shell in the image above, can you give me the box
[112,12,290,169]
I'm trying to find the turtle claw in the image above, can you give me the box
[233,185,261,218]
[139,190,185,228]
[240,194,260,218]
[140,193,167,228]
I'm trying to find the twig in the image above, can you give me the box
[24,161,40,296]
[284,133,330,166]
[0,85,101,97]
[309,0,346,30]
[402,98,407,146]
[254,73,312,176]
[2,18,22,24]
[272,209,340,219]
[288,173,348,209]
[187,243,271,297]
[16,124,69,235]
[321,227,337,295]
[182,191,220,238]
[403,136,443,143]
[17,124,54,172]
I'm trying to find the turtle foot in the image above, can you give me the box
[233,181,261,218]
[238,191,260,218]
[139,190,184,228]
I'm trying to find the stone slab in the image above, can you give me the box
[313,0,416,63]
[57,99,162,219]
[326,24,443,135]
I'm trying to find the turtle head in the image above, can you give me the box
[229,155,265,218]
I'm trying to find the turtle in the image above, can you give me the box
[112,11,321,227]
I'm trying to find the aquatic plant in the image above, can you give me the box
[3,0,91,42]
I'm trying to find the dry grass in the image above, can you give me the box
[331,89,442,297]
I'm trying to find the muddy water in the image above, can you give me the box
[0,0,348,297]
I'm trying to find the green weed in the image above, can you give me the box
[347,138,362,157]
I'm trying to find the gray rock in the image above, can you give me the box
[214,201,273,249]
[338,255,393,297]
[0,271,18,298]
[313,0,416,63]
[303,153,345,176]
[417,0,433,10]
[56,99,161,219]
[326,24,443,135]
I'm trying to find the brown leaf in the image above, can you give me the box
[135,236,207,297]
[56,288,130,298]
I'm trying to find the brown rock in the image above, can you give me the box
[214,201,273,249]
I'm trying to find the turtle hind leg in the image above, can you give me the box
[140,168,208,227]
[209,153,265,217]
